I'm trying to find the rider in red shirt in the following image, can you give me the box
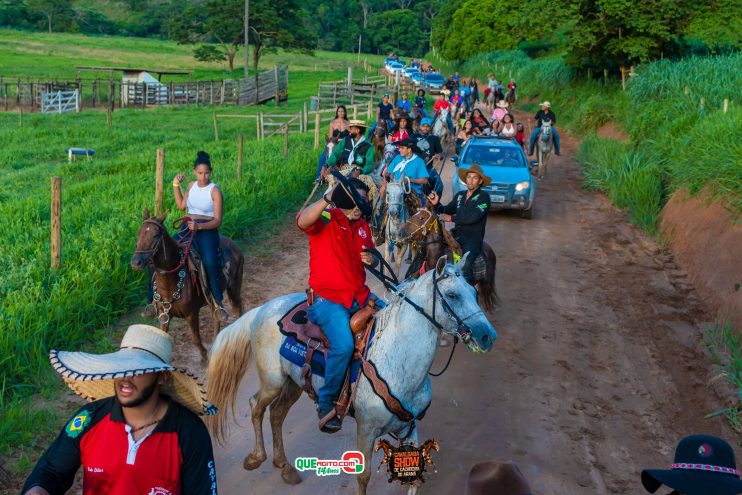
[433,90,454,132]
[297,172,377,433]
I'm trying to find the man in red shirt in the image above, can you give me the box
[297,171,377,433]
[433,89,454,133]
[22,324,218,495]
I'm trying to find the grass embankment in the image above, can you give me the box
[457,50,742,234]
[0,30,384,476]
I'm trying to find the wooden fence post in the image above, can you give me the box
[274,67,280,107]
[106,107,112,128]
[259,112,264,140]
[256,115,261,140]
[155,148,165,216]
[19,107,23,127]
[353,105,358,120]
[237,134,244,180]
[51,177,62,269]
[603,69,608,85]
[620,67,627,91]
[723,98,729,113]
[684,86,689,95]
[699,98,705,112]
[303,101,308,132]
[314,113,321,150]
[213,112,219,141]
[283,124,289,159]
[367,100,373,120]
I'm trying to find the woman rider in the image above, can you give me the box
[172,150,228,321]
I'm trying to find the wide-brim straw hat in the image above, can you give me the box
[49,324,217,416]
[539,101,551,108]
[458,164,492,187]
[496,100,509,108]
[466,462,532,495]
[348,119,368,130]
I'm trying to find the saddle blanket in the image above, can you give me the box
[277,300,376,382]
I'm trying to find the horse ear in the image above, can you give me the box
[143,208,150,220]
[435,255,447,276]
[457,251,470,268]
[158,210,169,223]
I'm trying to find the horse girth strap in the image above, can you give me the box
[360,357,421,422]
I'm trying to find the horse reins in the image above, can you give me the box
[137,217,196,274]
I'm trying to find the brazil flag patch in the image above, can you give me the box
[65,410,91,439]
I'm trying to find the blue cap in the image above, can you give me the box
[420,118,432,126]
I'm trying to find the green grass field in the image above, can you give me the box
[0,28,385,473]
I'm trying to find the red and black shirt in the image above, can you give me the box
[299,208,374,309]
[23,396,217,495]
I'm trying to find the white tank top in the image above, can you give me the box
[187,182,216,216]
[501,123,516,137]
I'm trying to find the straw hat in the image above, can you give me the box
[457,164,492,187]
[348,119,368,130]
[440,88,451,96]
[539,101,551,108]
[49,324,217,416]
[496,100,509,108]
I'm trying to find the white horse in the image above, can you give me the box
[206,256,496,495]
[537,119,554,180]
[432,107,451,149]
[384,176,413,277]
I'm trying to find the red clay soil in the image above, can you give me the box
[660,189,742,331]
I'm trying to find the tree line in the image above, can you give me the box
[0,0,446,69]
[432,0,741,70]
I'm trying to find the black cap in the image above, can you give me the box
[330,170,371,217]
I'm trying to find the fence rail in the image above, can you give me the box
[0,66,288,112]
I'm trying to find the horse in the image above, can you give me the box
[485,88,495,111]
[505,88,516,108]
[382,176,415,277]
[206,256,497,495]
[536,119,554,180]
[399,208,498,312]
[371,118,390,165]
[130,209,245,362]
[432,107,451,149]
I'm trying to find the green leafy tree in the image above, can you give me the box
[247,0,316,71]
[367,9,425,55]
[440,0,518,61]
[431,0,465,53]
[684,0,742,51]
[193,44,228,64]
[565,0,691,69]
[25,0,73,32]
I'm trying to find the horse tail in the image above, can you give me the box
[206,308,256,445]
[478,243,499,312]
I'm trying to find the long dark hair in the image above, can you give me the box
[334,105,349,121]
[472,109,489,126]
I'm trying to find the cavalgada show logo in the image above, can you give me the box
[295,451,365,476]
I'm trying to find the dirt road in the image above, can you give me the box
[171,122,738,494]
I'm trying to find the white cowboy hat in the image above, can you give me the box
[49,324,217,416]
[496,100,509,108]
[539,101,551,108]
[440,89,451,96]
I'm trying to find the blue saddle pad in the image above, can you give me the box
[279,326,376,384]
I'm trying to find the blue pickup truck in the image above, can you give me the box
[452,135,536,219]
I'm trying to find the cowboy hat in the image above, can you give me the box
[394,110,411,122]
[496,100,509,108]
[458,164,492,187]
[49,325,217,416]
[466,462,532,495]
[539,101,551,108]
[330,169,372,216]
[440,88,451,96]
[393,136,418,149]
[348,119,368,130]
[642,435,742,495]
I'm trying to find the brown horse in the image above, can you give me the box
[399,208,498,312]
[130,209,245,361]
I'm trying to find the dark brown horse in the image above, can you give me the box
[130,209,245,361]
[399,208,498,312]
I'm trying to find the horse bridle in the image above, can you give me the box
[134,218,168,261]
[135,217,193,274]
[396,208,436,245]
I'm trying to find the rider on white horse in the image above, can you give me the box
[296,172,379,433]
[528,101,561,156]
[379,137,428,206]
[433,90,455,133]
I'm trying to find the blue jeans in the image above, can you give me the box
[175,220,223,305]
[529,127,560,154]
[308,296,361,409]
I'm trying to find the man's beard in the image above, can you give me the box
[120,379,158,408]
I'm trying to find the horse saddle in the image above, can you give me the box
[277,294,379,403]
[183,243,229,307]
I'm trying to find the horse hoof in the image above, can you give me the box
[244,453,267,471]
[280,465,302,485]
